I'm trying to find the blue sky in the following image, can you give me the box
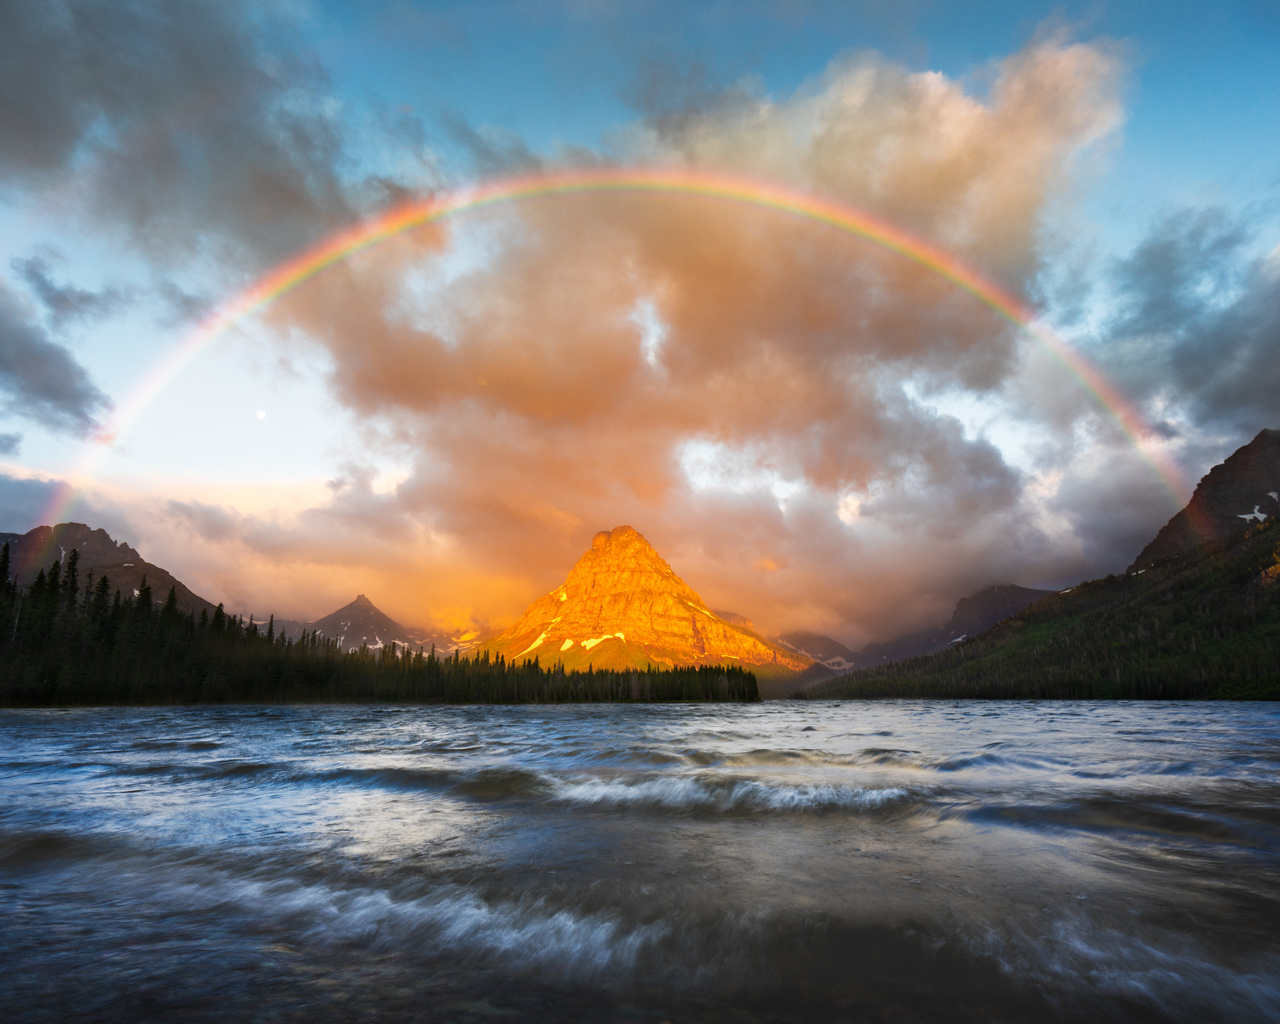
[0,0,1276,640]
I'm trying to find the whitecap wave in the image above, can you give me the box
[145,870,666,982]
[550,774,912,813]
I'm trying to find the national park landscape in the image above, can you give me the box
[1,3,1278,1022]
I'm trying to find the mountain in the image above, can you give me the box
[803,433,1280,700]
[3,523,141,586]
[274,595,490,654]
[856,584,1056,666]
[483,525,811,694]
[275,594,435,653]
[1131,428,1280,570]
[801,514,1280,700]
[1,522,216,617]
[777,632,858,672]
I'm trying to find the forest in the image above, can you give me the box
[801,517,1280,700]
[0,547,759,705]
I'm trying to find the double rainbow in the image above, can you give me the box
[40,168,1187,548]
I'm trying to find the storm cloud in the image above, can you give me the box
[1100,207,1280,439]
[0,280,109,436]
[11,255,130,327]
[0,0,364,268]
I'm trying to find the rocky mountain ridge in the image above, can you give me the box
[483,525,811,692]
[0,522,216,617]
[1131,428,1280,570]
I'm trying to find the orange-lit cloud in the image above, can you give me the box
[132,39,1143,644]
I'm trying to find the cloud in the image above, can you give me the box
[0,279,110,436]
[0,433,20,456]
[1098,207,1280,439]
[0,0,368,270]
[204,37,1135,642]
[0,472,59,535]
[11,254,130,327]
[440,112,545,177]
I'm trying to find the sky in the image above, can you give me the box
[0,0,1277,645]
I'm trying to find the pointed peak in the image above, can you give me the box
[591,525,645,550]
[572,525,671,578]
[351,594,374,607]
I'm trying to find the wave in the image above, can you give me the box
[80,862,667,985]
[973,910,1280,1022]
[67,757,923,818]
[549,774,915,815]
[964,793,1280,847]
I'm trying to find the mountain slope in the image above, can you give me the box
[777,632,857,672]
[275,596,489,654]
[5,523,141,586]
[295,595,431,653]
[2,522,215,617]
[483,525,810,691]
[1131,428,1280,570]
[857,584,1056,666]
[802,517,1280,700]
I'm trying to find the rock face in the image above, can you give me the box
[2,523,141,586]
[1131,428,1280,571]
[0,522,216,617]
[485,525,811,677]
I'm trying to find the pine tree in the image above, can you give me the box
[63,549,79,611]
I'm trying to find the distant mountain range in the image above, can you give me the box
[776,632,857,672]
[272,595,487,655]
[4,426,1274,693]
[0,524,473,655]
[853,584,1056,665]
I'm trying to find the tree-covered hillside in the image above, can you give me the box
[0,546,758,705]
[800,518,1280,700]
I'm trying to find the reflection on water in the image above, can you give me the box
[2,702,1279,1022]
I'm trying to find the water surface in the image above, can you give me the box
[3,701,1278,1022]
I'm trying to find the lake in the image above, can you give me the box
[3,701,1278,1022]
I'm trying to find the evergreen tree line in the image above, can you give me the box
[0,546,759,705]
[801,518,1280,701]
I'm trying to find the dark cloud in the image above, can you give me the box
[152,279,212,328]
[0,0,359,268]
[1101,207,1280,439]
[11,255,130,327]
[0,472,58,534]
[439,112,545,177]
[0,433,20,456]
[0,470,132,539]
[0,279,110,436]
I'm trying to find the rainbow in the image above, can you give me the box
[34,168,1189,569]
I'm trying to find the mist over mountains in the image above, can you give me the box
[2,427,1275,691]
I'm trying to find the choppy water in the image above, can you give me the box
[2,702,1279,1023]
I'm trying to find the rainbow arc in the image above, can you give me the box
[32,168,1191,572]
